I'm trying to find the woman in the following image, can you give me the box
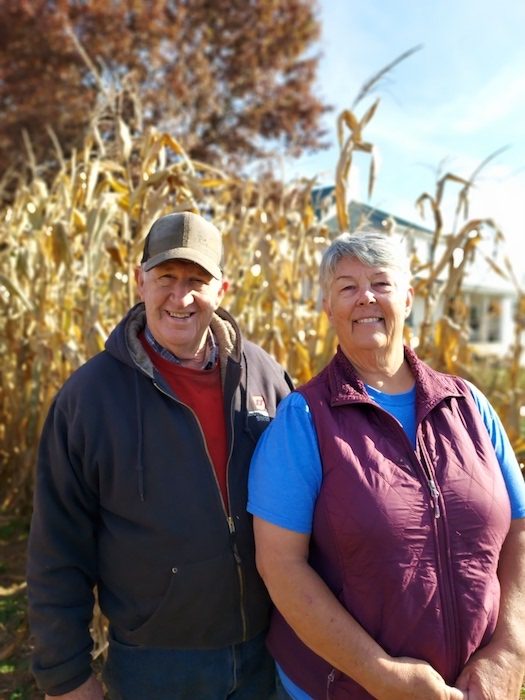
[248,232,525,700]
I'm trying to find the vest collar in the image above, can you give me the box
[327,345,465,418]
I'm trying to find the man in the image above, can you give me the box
[27,211,293,699]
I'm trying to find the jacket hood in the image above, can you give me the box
[104,302,243,502]
[105,302,242,383]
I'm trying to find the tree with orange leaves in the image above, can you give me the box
[0,0,329,181]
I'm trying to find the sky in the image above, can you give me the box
[286,0,525,280]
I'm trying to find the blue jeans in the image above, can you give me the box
[102,631,276,700]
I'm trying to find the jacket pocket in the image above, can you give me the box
[118,551,239,647]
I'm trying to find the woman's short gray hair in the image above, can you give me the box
[319,231,412,296]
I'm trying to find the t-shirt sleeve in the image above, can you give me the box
[248,392,322,534]
[466,380,525,519]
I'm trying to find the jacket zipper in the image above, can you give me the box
[155,381,228,506]
[154,378,248,641]
[228,514,247,639]
[226,392,248,641]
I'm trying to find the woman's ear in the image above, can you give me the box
[322,296,334,324]
[405,286,414,317]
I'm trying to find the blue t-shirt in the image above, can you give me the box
[248,381,525,700]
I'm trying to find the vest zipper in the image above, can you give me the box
[154,381,248,640]
[428,477,441,518]
[417,437,461,677]
[373,403,442,520]
[326,668,336,699]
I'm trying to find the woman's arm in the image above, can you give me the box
[456,517,525,700]
[254,517,466,700]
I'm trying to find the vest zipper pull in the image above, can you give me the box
[428,479,441,519]
[326,668,336,697]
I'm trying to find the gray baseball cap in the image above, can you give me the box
[141,211,223,279]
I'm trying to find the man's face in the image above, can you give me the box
[136,259,228,359]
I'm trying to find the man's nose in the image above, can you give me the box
[169,283,194,304]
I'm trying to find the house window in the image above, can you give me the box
[468,297,502,343]
[469,305,481,342]
[487,300,501,342]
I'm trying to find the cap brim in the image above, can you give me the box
[142,248,222,279]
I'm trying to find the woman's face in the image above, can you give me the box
[323,256,414,359]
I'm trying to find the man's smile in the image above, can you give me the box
[167,310,193,319]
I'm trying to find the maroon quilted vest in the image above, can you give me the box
[268,347,511,699]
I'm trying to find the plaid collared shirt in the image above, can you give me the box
[144,325,218,370]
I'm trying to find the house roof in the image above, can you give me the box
[311,186,516,296]
[311,185,431,235]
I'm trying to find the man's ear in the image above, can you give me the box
[135,266,145,300]
[214,278,229,307]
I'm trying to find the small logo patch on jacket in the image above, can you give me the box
[252,395,267,412]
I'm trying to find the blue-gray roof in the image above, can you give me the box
[311,185,432,236]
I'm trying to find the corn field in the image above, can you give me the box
[1,70,524,520]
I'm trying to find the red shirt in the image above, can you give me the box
[141,336,229,506]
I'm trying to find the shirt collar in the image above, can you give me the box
[144,325,218,370]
